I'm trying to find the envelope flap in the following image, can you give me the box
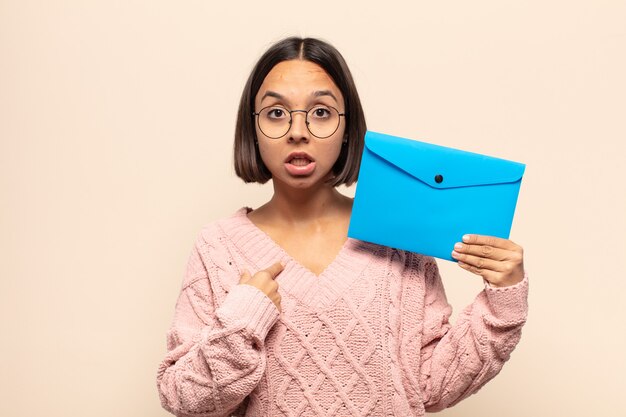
[364,131,526,189]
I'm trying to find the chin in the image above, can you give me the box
[285,178,318,189]
[274,174,329,190]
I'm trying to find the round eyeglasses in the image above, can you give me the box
[252,105,345,139]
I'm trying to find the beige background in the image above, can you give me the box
[1,0,625,416]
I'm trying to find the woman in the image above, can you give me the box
[156,36,528,417]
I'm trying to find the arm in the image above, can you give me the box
[419,257,529,411]
[156,239,280,417]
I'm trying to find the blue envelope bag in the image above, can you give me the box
[347,131,526,261]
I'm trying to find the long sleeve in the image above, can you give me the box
[156,238,280,417]
[418,257,529,412]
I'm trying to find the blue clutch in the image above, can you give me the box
[347,131,526,261]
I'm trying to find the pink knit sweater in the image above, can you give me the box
[156,207,529,417]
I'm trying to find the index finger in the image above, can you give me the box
[264,261,285,279]
[462,234,517,250]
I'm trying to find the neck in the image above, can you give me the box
[262,180,351,226]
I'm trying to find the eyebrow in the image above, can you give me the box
[260,89,339,104]
[260,91,284,102]
[312,90,339,102]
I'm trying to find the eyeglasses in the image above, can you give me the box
[252,105,345,139]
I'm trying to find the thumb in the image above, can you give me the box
[239,269,252,284]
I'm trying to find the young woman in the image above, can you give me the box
[156,37,528,417]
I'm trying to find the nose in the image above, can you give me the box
[287,110,310,143]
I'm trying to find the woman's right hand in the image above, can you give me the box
[239,262,284,312]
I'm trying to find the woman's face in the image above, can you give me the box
[254,59,346,190]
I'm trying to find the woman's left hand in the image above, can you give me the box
[451,234,525,288]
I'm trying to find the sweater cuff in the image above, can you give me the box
[215,284,280,342]
[483,272,529,325]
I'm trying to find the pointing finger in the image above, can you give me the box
[265,262,285,279]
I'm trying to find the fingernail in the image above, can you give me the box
[451,250,459,258]
[454,242,463,250]
[462,234,470,242]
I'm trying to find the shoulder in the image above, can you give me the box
[178,208,251,294]
[181,208,249,282]
[194,207,250,248]
[348,240,438,277]
[398,250,439,280]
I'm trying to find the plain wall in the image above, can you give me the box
[1,0,625,416]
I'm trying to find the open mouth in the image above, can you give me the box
[285,152,315,165]
[288,157,313,166]
[284,153,316,175]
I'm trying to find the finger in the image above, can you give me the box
[462,234,519,251]
[239,269,252,284]
[457,261,500,281]
[452,251,507,272]
[264,261,285,279]
[453,241,509,261]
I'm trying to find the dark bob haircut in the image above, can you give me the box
[233,36,367,187]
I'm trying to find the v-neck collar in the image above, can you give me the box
[222,207,374,310]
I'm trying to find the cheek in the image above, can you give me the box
[319,142,344,167]
[257,143,280,169]
[328,127,346,161]
[257,145,270,166]
[254,124,263,143]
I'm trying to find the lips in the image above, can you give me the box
[285,152,315,164]
[284,152,316,176]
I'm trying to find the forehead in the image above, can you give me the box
[257,60,343,104]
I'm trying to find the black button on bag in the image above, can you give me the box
[435,174,444,183]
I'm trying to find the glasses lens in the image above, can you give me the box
[307,105,340,138]
[258,106,290,139]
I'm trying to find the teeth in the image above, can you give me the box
[290,158,310,166]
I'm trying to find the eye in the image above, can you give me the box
[310,106,332,119]
[266,107,288,119]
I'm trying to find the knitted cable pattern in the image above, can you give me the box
[157,207,529,417]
